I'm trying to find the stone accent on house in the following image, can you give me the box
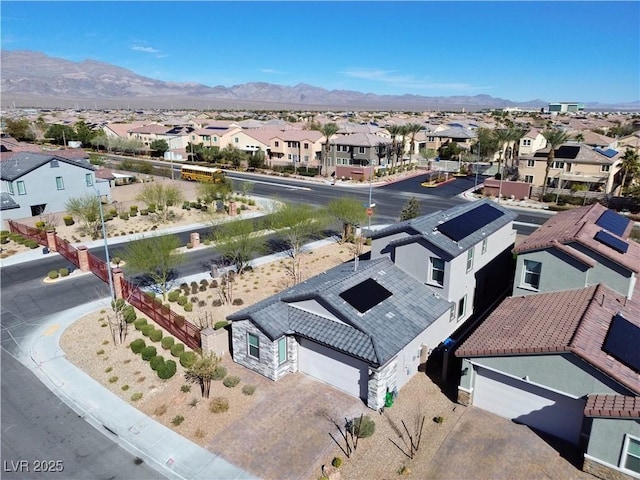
[367,358,397,410]
[231,319,277,380]
[457,387,473,406]
[583,456,635,480]
[190,232,200,248]
[201,327,229,357]
[77,245,90,272]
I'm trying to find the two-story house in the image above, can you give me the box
[327,133,392,181]
[517,127,547,156]
[227,200,517,410]
[267,129,323,170]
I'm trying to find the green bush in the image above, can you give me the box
[212,365,227,380]
[184,302,193,312]
[131,392,143,402]
[133,318,147,330]
[130,338,146,354]
[140,209,149,216]
[157,360,176,379]
[171,415,185,426]
[63,216,75,226]
[149,329,163,342]
[59,268,69,277]
[48,270,59,279]
[332,457,342,468]
[241,384,256,396]
[161,336,175,350]
[141,324,154,337]
[177,296,188,306]
[119,212,129,221]
[214,321,229,330]
[352,415,376,438]
[223,376,240,388]
[232,298,244,306]
[141,346,157,361]
[209,396,229,413]
[170,343,185,357]
[27,240,39,249]
[167,290,180,302]
[150,355,165,371]
[180,351,197,368]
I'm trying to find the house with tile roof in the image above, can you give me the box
[228,200,518,410]
[517,127,547,156]
[512,203,639,300]
[328,133,393,181]
[0,151,109,226]
[454,283,640,480]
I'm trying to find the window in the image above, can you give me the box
[85,174,93,186]
[304,155,309,162]
[56,177,64,190]
[247,333,260,359]
[50,159,59,168]
[601,165,611,172]
[17,180,26,195]
[552,161,564,169]
[303,143,309,150]
[234,137,239,143]
[274,141,280,147]
[622,435,640,474]
[523,139,531,146]
[359,147,365,154]
[527,159,535,167]
[213,136,218,142]
[278,337,287,365]
[482,238,488,255]
[7,182,14,195]
[466,248,474,272]
[457,295,467,320]
[522,260,542,290]
[524,175,534,183]
[428,136,435,142]
[449,305,456,322]
[430,257,445,286]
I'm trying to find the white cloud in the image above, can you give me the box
[260,68,286,75]
[130,44,163,56]
[340,68,484,93]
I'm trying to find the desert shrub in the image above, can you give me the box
[212,299,223,307]
[63,215,74,226]
[130,205,138,213]
[214,321,229,330]
[180,351,196,368]
[212,365,227,380]
[209,397,229,413]
[433,416,444,424]
[130,338,146,354]
[232,298,244,306]
[189,398,199,407]
[58,268,70,277]
[177,296,188,306]
[154,404,168,416]
[167,290,180,302]
[223,376,240,388]
[157,360,176,379]
[352,415,376,438]
[131,392,143,401]
[108,376,119,383]
[180,385,191,393]
[141,346,157,361]
[140,209,149,216]
[119,212,129,221]
[141,324,154,337]
[332,457,342,468]
[48,270,59,279]
[170,343,185,357]
[149,329,163,342]
[121,385,129,391]
[241,384,256,396]
[150,355,165,371]
[184,302,193,312]
[198,300,206,307]
[161,336,175,350]
[186,242,193,249]
[26,240,39,249]
[133,318,147,330]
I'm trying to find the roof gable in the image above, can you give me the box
[0,152,94,181]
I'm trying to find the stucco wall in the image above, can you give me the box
[586,417,640,478]
[513,248,589,297]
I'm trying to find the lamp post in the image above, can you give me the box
[94,186,115,301]
[474,141,480,189]
[362,159,374,231]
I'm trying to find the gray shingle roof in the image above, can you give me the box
[228,257,453,367]
[372,199,517,258]
[0,152,95,181]
[0,192,20,211]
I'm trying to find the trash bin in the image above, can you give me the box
[42,247,49,254]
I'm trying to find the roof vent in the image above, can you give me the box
[385,312,395,319]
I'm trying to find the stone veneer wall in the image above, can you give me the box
[367,358,397,410]
[231,320,277,380]
[583,456,636,480]
[457,387,472,406]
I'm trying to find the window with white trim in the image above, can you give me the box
[601,165,610,172]
[7,182,14,195]
[430,257,445,286]
[522,260,541,290]
[85,174,93,186]
[56,176,64,190]
[303,143,309,150]
[466,248,474,272]
[359,147,365,154]
[17,180,26,195]
[481,238,488,255]
[247,333,260,359]
[523,139,531,146]
[622,435,640,474]
[524,175,534,183]
[274,141,279,147]
[552,161,564,169]
[278,337,287,365]
[234,137,239,143]
[526,159,535,167]
[457,295,467,320]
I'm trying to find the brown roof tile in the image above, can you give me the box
[584,394,640,418]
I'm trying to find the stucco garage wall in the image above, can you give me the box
[585,417,640,479]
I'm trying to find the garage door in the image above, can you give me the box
[473,367,585,444]
[298,339,369,399]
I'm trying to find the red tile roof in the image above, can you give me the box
[514,203,639,274]
[456,284,640,394]
[584,394,640,418]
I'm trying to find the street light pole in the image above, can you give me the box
[474,141,480,189]
[94,186,115,301]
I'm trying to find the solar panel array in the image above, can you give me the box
[594,147,619,159]
[595,210,630,237]
[437,203,504,242]
[594,230,629,254]
[603,314,640,373]
[339,277,392,314]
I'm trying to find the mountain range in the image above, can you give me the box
[1,50,636,111]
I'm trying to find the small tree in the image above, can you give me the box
[149,139,169,157]
[326,197,367,244]
[198,177,233,212]
[65,194,102,237]
[213,219,265,276]
[184,352,221,399]
[399,197,421,221]
[136,184,183,222]
[108,298,136,345]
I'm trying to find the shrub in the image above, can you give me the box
[130,338,146,354]
[167,290,180,302]
[180,385,191,393]
[186,242,193,249]
[212,365,227,380]
[141,346,157,361]
[189,398,199,407]
[134,318,147,330]
[149,329,163,342]
[214,321,229,330]
[131,392,143,402]
[119,212,129,221]
[121,385,129,391]
[149,355,165,371]
[183,302,193,312]
[177,296,188,306]
[170,343,185,357]
[209,397,229,414]
[232,298,244,306]
[352,415,376,438]
[161,336,175,350]
[154,404,167,416]
[241,384,256,396]
[58,268,70,277]
[63,215,75,226]
[141,324,154,337]
[223,376,240,388]
[105,366,113,373]
[157,360,176,379]
[140,209,149,216]
[48,270,59,279]
[171,415,185,426]
[108,376,119,383]
[27,241,39,249]
[130,205,139,213]
[180,351,196,368]
[332,457,342,468]
[433,416,444,424]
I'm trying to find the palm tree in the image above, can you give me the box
[620,148,640,195]
[493,128,512,179]
[541,129,571,197]
[313,122,339,177]
[404,123,423,163]
[509,127,527,168]
[386,124,404,173]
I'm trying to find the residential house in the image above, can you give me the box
[518,143,623,193]
[227,200,517,409]
[328,133,392,180]
[517,127,547,157]
[455,283,640,480]
[512,203,639,299]
[0,151,109,226]
[267,129,324,171]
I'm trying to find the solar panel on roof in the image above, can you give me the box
[603,314,640,372]
[596,210,630,237]
[437,203,504,242]
[594,230,629,254]
[594,147,618,158]
[339,278,392,314]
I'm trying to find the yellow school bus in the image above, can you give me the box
[180,165,225,183]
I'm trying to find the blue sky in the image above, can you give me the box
[2,1,639,104]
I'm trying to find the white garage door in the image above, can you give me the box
[473,367,585,444]
[298,339,369,399]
